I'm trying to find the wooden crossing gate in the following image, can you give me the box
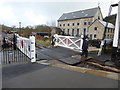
[53,34,83,52]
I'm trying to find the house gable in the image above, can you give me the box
[93,7,103,21]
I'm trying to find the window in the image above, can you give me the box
[62,29,65,35]
[110,35,112,38]
[83,28,86,35]
[68,24,70,26]
[72,29,74,36]
[90,34,92,40]
[72,23,74,26]
[84,22,87,25]
[107,29,109,33]
[68,29,70,35]
[76,29,79,36]
[112,29,114,33]
[77,23,79,25]
[94,27,97,30]
[94,34,97,38]
[63,24,65,26]
[111,29,112,33]
[113,29,114,33]
[107,34,109,39]
[111,35,113,38]
[87,34,88,37]
[88,22,91,25]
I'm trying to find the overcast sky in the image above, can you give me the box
[0,0,119,27]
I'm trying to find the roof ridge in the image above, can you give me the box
[58,7,99,21]
[63,7,98,14]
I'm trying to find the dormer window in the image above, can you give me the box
[85,14,88,16]
[82,11,84,13]
[73,16,76,18]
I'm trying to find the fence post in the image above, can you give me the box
[29,35,36,62]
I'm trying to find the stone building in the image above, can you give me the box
[88,20,114,40]
[58,7,103,36]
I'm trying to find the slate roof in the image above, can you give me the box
[58,7,98,21]
[99,20,115,29]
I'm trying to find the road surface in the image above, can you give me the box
[36,47,81,65]
[2,62,119,88]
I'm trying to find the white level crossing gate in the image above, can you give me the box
[1,33,36,64]
[54,34,83,52]
[16,34,36,63]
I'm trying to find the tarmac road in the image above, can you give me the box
[36,47,81,65]
[2,62,119,88]
[36,47,80,60]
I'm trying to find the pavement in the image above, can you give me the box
[2,62,119,88]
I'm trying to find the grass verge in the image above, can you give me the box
[36,39,51,46]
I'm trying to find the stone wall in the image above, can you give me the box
[88,20,114,40]
[58,17,94,36]
[88,20,104,40]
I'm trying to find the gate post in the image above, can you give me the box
[29,35,36,62]
[13,33,17,50]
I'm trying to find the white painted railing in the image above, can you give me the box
[54,34,83,52]
[15,34,36,62]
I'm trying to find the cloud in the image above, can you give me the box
[0,0,119,2]
[0,5,17,25]
[23,10,47,26]
[0,1,48,27]
[0,0,119,27]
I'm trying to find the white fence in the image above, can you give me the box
[15,34,36,62]
[54,34,83,52]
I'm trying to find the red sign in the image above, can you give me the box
[21,40,24,48]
